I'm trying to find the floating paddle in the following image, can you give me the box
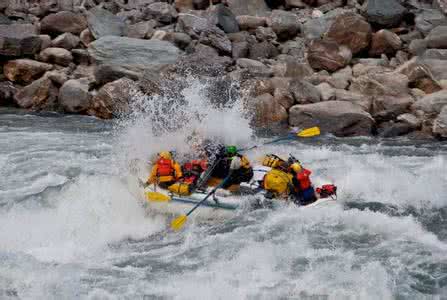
[240,127,321,152]
[171,175,231,231]
[146,191,171,202]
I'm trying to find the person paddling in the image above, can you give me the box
[147,151,182,189]
[289,162,317,205]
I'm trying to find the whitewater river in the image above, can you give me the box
[1,97,447,299]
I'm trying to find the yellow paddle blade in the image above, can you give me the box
[145,191,171,202]
[171,215,187,231]
[297,127,320,138]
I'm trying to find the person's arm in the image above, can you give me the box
[174,162,183,179]
[147,165,158,184]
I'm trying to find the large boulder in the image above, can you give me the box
[335,89,372,111]
[215,4,239,34]
[412,89,447,113]
[415,9,447,36]
[51,32,80,50]
[41,11,87,35]
[14,76,58,110]
[426,26,447,49]
[433,106,447,138]
[350,72,409,97]
[365,0,406,28]
[325,13,371,55]
[94,64,140,86]
[289,79,321,104]
[0,24,41,56]
[267,10,300,40]
[226,0,271,16]
[86,6,126,39]
[369,30,402,57]
[372,95,414,121]
[289,101,374,136]
[0,81,17,106]
[58,78,92,113]
[88,78,138,119]
[4,59,53,83]
[38,47,73,66]
[88,36,179,73]
[420,59,447,81]
[144,2,177,24]
[250,93,288,126]
[308,39,351,72]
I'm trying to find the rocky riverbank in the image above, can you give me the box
[1,0,447,138]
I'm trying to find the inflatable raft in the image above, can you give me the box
[127,162,337,220]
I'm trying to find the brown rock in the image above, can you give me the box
[308,39,352,72]
[251,93,289,126]
[14,76,58,110]
[175,0,194,12]
[226,0,271,17]
[325,13,372,55]
[0,24,41,56]
[80,28,94,47]
[88,78,139,119]
[274,87,294,110]
[4,59,53,84]
[58,78,92,113]
[289,101,374,136]
[289,79,321,104]
[236,15,267,31]
[127,21,155,39]
[369,30,402,57]
[38,47,73,66]
[41,11,87,35]
[51,32,80,50]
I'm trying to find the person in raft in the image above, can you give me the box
[289,161,317,205]
[147,151,182,189]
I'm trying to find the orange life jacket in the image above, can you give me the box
[296,169,312,190]
[157,158,174,177]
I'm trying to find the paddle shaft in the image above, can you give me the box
[185,175,231,217]
[240,134,298,153]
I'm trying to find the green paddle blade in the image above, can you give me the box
[297,127,320,138]
[171,215,187,231]
[145,191,171,202]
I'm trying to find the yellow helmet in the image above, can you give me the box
[159,151,172,160]
[291,162,302,173]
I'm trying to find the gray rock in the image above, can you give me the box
[152,31,191,49]
[144,2,177,24]
[372,95,414,121]
[0,24,41,56]
[88,36,180,73]
[379,122,415,138]
[176,13,208,39]
[236,58,272,77]
[72,49,91,65]
[14,76,58,110]
[46,69,69,86]
[38,47,73,66]
[278,39,305,58]
[335,89,371,111]
[39,35,52,51]
[59,78,92,113]
[200,27,232,54]
[272,58,313,79]
[51,32,80,50]
[4,59,53,83]
[232,41,249,59]
[0,81,17,106]
[423,49,447,60]
[328,66,352,89]
[226,0,271,17]
[88,78,139,119]
[412,89,447,113]
[41,11,87,35]
[94,64,140,86]
[86,6,126,39]
[289,101,374,136]
[126,21,155,39]
[421,59,447,80]
[415,8,447,37]
[248,41,278,60]
[426,26,447,49]
[366,0,406,28]
[409,39,428,56]
[397,113,421,129]
[433,106,447,138]
[289,79,321,104]
[215,4,239,34]
[302,17,329,40]
[267,10,300,40]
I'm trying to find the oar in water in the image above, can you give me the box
[241,126,321,152]
[139,179,172,202]
[171,175,231,231]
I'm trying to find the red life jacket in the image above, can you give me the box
[296,169,312,190]
[157,158,174,177]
